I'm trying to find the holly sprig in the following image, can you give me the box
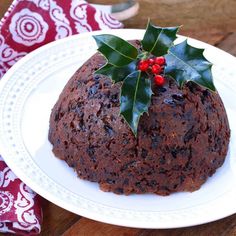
[93,21,216,136]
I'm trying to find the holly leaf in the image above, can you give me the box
[95,60,137,83]
[93,34,138,67]
[164,40,216,91]
[93,21,216,138]
[120,71,153,136]
[141,21,179,56]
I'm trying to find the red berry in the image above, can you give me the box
[155,57,165,66]
[151,64,161,74]
[138,60,149,71]
[148,58,155,65]
[154,75,165,86]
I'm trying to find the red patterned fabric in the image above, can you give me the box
[0,0,122,234]
[0,157,42,235]
[0,0,122,79]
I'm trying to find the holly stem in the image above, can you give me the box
[138,51,150,60]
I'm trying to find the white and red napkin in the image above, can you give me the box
[0,0,122,234]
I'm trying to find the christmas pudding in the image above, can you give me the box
[48,22,230,195]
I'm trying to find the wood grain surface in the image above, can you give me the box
[91,0,236,42]
[0,1,236,235]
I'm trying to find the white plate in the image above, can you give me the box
[0,29,236,229]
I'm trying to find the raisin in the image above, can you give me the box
[93,75,100,81]
[171,149,177,158]
[86,146,95,157]
[151,134,160,149]
[88,83,100,98]
[159,157,166,164]
[157,86,167,93]
[121,161,137,171]
[172,93,184,102]
[164,98,176,106]
[106,179,115,184]
[159,168,166,174]
[115,188,124,194]
[111,94,119,104]
[141,149,148,158]
[104,124,114,137]
[183,127,195,143]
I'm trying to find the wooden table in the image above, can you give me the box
[1,1,236,235]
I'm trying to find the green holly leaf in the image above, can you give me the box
[93,34,138,67]
[93,21,216,138]
[141,21,179,56]
[95,60,137,83]
[164,40,216,91]
[120,71,153,136]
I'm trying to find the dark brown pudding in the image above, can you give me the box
[49,51,230,195]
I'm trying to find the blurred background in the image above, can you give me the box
[1,0,236,55]
[92,0,236,55]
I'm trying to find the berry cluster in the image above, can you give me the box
[138,56,166,86]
